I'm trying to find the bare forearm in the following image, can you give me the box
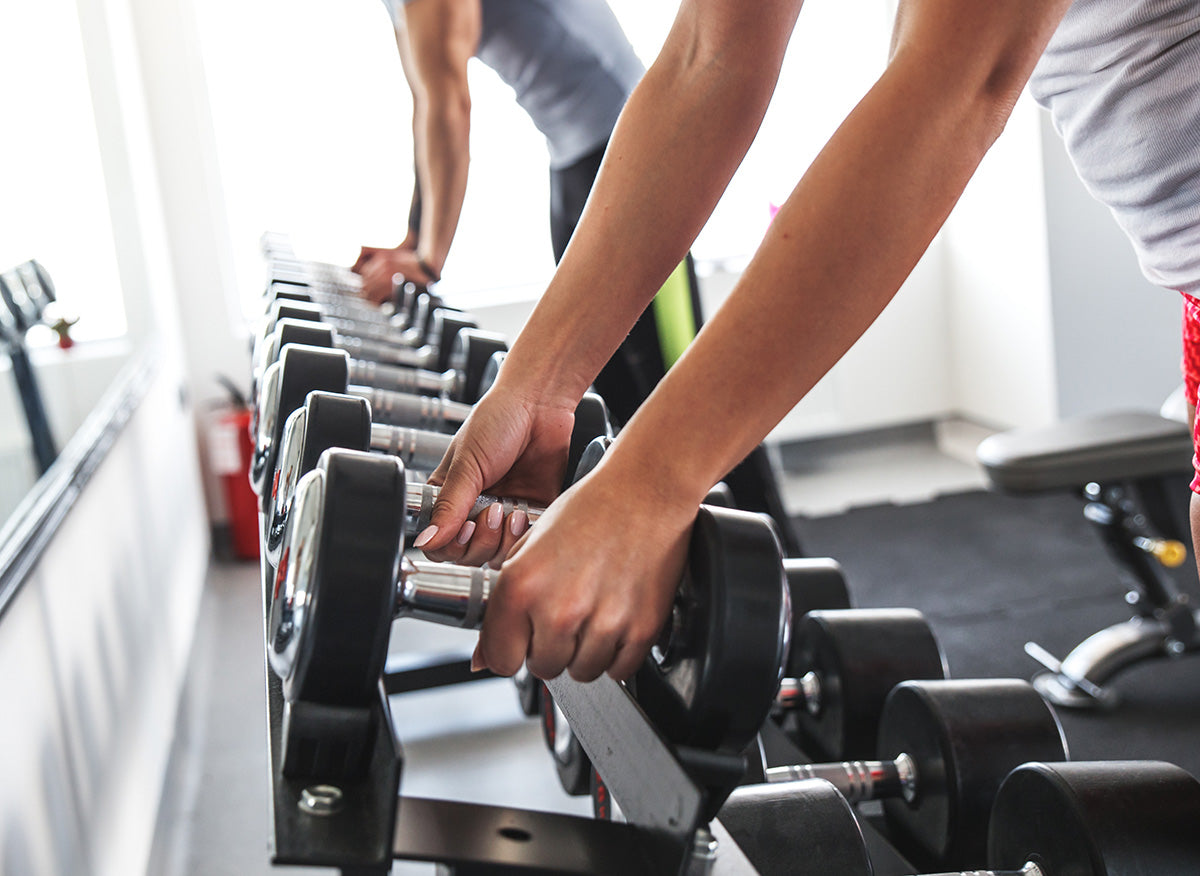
[499,1,802,405]
[601,50,1043,504]
[415,96,470,274]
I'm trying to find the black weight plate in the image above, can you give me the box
[431,310,478,373]
[269,287,314,306]
[718,779,872,876]
[254,345,350,498]
[784,558,852,618]
[271,449,404,707]
[273,299,324,325]
[478,350,506,397]
[564,393,613,491]
[703,482,735,508]
[449,329,508,403]
[877,678,1068,871]
[544,694,592,797]
[265,391,372,562]
[788,608,943,761]
[635,505,788,752]
[275,318,336,359]
[989,761,1200,875]
[512,664,541,717]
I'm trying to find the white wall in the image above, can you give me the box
[0,353,209,876]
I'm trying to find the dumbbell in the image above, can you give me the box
[509,475,758,722]
[254,319,501,412]
[261,387,612,564]
[542,555,855,799]
[720,760,1200,876]
[267,447,791,778]
[250,337,508,496]
[754,678,1067,870]
[260,297,449,349]
[251,302,481,391]
[779,607,948,761]
[261,294,398,337]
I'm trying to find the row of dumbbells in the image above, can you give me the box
[252,239,1200,875]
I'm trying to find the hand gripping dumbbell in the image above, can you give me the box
[250,336,509,497]
[261,387,612,564]
[542,555,856,799]
[719,760,1200,876]
[778,607,949,761]
[754,678,1067,870]
[267,446,791,779]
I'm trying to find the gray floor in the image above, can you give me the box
[152,424,989,875]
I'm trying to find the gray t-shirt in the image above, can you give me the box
[384,0,645,169]
[1029,0,1200,295]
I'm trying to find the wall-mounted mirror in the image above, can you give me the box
[0,0,139,549]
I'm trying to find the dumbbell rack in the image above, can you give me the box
[260,550,734,874]
[260,550,927,875]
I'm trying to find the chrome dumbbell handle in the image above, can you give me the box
[351,385,470,432]
[349,358,457,397]
[774,673,823,716]
[405,482,544,533]
[395,556,497,629]
[765,752,917,805]
[369,423,454,472]
[338,334,436,370]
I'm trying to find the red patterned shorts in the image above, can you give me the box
[1182,294,1200,492]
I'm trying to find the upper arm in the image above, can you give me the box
[397,0,480,103]
[888,0,1072,120]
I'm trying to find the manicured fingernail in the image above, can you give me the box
[413,525,438,548]
[470,645,484,673]
[456,520,476,545]
[486,501,503,530]
[509,508,528,537]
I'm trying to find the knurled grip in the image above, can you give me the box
[350,359,454,396]
[341,334,431,370]
[370,423,453,471]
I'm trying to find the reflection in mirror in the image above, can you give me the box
[0,0,138,538]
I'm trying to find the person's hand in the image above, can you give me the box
[350,245,392,274]
[358,247,435,305]
[474,454,697,682]
[415,383,578,567]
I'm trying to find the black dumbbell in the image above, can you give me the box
[719,760,1200,876]
[267,447,791,778]
[261,387,611,564]
[754,678,1067,870]
[543,555,855,800]
[780,607,948,761]
[252,302,480,387]
[259,297,448,349]
[260,298,399,342]
[250,337,509,496]
[255,322,501,411]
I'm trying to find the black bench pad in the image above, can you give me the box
[977,411,1192,494]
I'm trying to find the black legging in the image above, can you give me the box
[549,143,805,557]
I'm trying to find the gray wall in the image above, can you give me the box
[1039,112,1183,419]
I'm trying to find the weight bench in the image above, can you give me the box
[976,410,1199,709]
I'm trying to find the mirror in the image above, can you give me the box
[0,1,138,544]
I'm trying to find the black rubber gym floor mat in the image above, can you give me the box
[793,488,1200,779]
